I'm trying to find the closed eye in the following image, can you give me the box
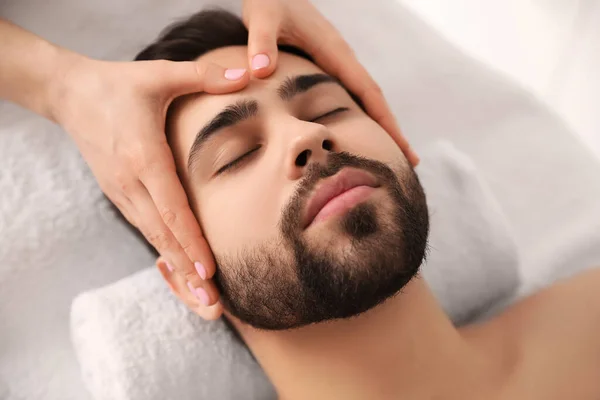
[215,146,261,176]
[214,107,348,176]
[310,107,350,123]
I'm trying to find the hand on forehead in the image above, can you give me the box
[168,46,344,176]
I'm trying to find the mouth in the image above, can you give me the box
[302,167,380,229]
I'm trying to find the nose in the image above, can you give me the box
[286,121,335,181]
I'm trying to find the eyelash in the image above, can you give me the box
[216,107,350,175]
[216,146,261,175]
[310,107,350,123]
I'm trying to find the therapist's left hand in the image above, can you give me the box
[54,56,250,320]
[242,0,419,166]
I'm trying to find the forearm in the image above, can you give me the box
[0,19,85,122]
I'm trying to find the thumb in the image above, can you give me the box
[245,4,281,78]
[150,60,250,97]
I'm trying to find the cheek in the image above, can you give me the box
[334,117,406,165]
[193,168,285,255]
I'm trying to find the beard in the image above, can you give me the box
[214,152,429,330]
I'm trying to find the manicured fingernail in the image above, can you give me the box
[194,261,207,280]
[251,54,270,70]
[224,68,247,80]
[187,281,210,306]
[166,262,174,272]
[187,281,195,294]
[197,287,210,306]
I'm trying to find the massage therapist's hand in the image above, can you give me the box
[242,0,420,166]
[54,57,250,318]
[0,20,245,319]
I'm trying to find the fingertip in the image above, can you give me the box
[188,278,220,307]
[250,53,277,78]
[196,240,217,279]
[199,257,216,280]
[202,62,250,93]
[224,68,248,81]
[410,151,421,167]
[200,302,224,321]
[194,261,208,280]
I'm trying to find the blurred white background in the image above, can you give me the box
[399,0,600,160]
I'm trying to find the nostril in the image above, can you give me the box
[322,140,333,151]
[295,149,311,167]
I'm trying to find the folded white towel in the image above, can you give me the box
[70,141,520,400]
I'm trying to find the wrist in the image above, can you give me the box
[45,44,92,125]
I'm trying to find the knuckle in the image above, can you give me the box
[179,240,195,253]
[146,230,173,252]
[192,61,208,80]
[160,207,177,228]
[115,172,134,195]
[129,145,172,178]
[180,230,205,249]
[252,29,274,45]
[183,270,201,284]
[128,148,151,176]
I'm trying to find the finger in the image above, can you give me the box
[137,146,217,281]
[244,0,282,78]
[157,259,223,320]
[128,180,219,306]
[185,279,221,310]
[198,301,224,321]
[147,60,250,97]
[294,28,420,166]
[103,186,139,227]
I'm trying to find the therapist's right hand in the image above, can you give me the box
[54,57,250,320]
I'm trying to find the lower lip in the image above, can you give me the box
[310,185,376,226]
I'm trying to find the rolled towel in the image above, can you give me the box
[70,141,520,400]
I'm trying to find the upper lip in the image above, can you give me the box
[302,167,379,228]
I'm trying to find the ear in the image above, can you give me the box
[156,257,199,309]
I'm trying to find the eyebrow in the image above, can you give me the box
[187,73,341,172]
[277,73,339,101]
[187,99,258,171]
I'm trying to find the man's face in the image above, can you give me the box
[168,46,429,330]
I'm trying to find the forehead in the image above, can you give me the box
[169,46,326,167]
[185,45,325,111]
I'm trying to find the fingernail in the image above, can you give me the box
[187,281,195,294]
[197,287,210,306]
[166,262,174,272]
[251,54,270,70]
[224,68,247,80]
[187,281,210,306]
[194,261,207,280]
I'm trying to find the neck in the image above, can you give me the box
[236,278,499,400]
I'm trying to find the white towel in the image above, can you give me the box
[70,142,520,400]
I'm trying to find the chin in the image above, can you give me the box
[304,198,388,253]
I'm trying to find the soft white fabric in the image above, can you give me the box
[2,0,600,399]
[418,143,519,324]
[70,142,519,400]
